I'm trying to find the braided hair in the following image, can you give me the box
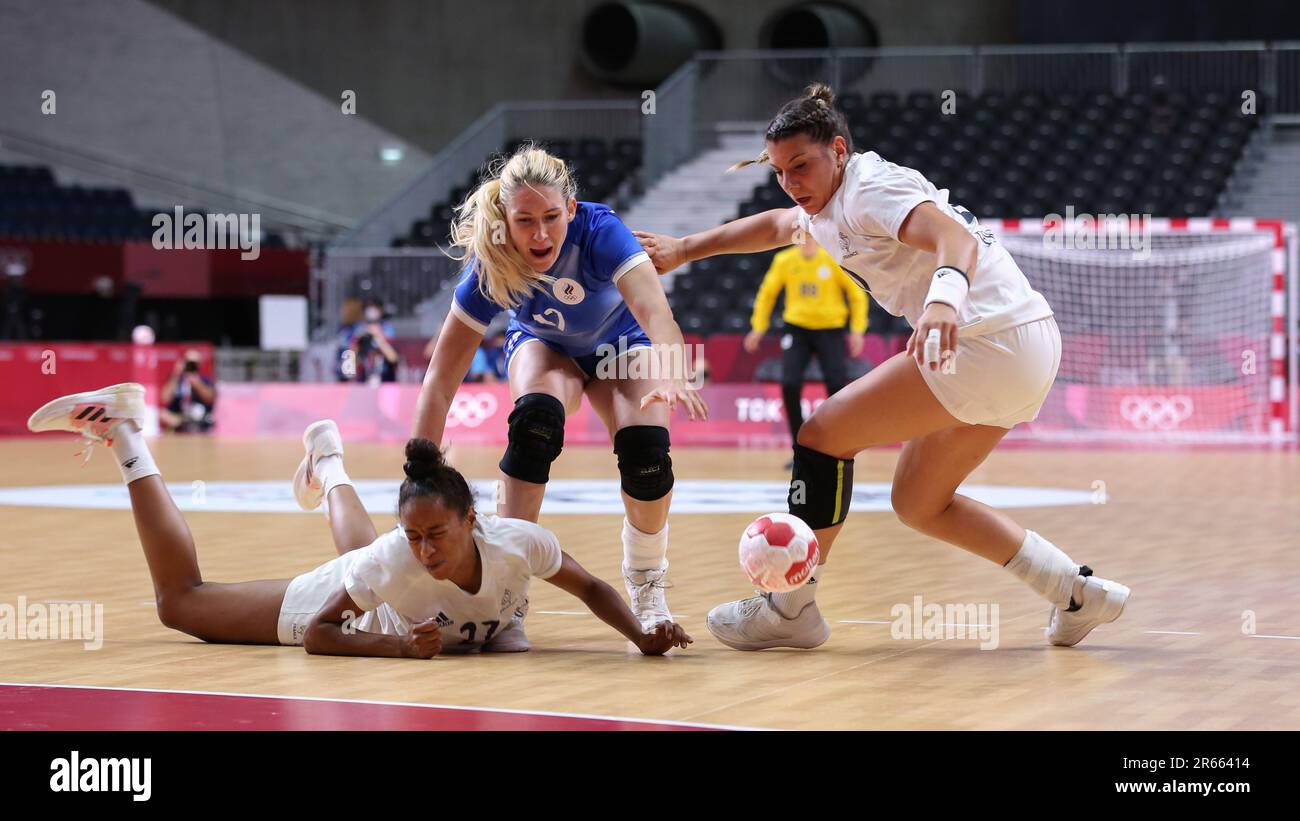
[398,438,476,518]
[730,82,853,171]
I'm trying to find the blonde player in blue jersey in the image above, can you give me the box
[637,83,1130,651]
[414,145,707,642]
[25,385,691,657]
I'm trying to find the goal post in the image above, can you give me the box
[980,217,1295,444]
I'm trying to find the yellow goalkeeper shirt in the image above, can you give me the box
[750,246,868,334]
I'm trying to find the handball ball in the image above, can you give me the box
[131,325,156,345]
[738,512,820,593]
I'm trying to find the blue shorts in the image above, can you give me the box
[502,317,652,380]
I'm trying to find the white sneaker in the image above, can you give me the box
[624,565,672,630]
[292,420,344,511]
[482,616,532,653]
[707,593,830,651]
[1046,567,1131,647]
[27,383,146,459]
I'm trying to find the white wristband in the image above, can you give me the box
[924,266,969,312]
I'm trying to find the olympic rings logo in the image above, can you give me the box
[446,393,499,428]
[1119,395,1194,431]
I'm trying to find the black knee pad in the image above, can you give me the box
[788,443,853,529]
[613,425,674,501]
[498,393,565,484]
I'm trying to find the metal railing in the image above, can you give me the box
[334,101,643,250]
[313,247,463,344]
[214,348,300,383]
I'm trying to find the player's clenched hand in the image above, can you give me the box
[907,302,959,371]
[400,619,443,659]
[637,620,693,655]
[640,380,709,421]
[632,231,686,276]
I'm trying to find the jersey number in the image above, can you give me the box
[531,308,566,331]
[459,620,501,644]
[799,283,819,298]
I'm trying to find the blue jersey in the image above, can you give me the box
[449,202,650,357]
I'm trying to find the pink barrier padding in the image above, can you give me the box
[212,382,828,446]
[210,380,1274,445]
[0,342,213,435]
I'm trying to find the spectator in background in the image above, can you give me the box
[339,299,400,384]
[425,310,512,383]
[464,332,507,383]
[746,232,866,467]
[161,348,216,433]
[1150,75,1176,137]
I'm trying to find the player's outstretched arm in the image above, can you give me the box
[544,553,692,655]
[413,313,486,444]
[633,207,801,275]
[617,260,709,420]
[303,586,443,659]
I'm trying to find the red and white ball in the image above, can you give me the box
[738,512,820,593]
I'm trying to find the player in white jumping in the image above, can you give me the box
[26,383,692,657]
[636,83,1131,651]
[415,145,707,641]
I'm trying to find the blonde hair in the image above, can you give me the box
[448,144,578,308]
[729,82,849,172]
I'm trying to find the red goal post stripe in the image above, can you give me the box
[981,217,1290,436]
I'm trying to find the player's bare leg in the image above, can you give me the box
[482,343,584,651]
[293,420,376,555]
[497,340,585,522]
[587,345,675,628]
[28,384,288,645]
[708,352,1129,649]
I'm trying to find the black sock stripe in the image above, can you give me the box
[938,265,969,286]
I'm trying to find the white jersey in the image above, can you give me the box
[294,514,563,651]
[798,151,1053,337]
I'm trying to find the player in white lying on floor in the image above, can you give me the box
[26,383,692,658]
[635,83,1130,651]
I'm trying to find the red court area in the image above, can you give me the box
[0,684,722,731]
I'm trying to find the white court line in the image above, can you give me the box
[1144,630,1201,636]
[1250,634,1300,640]
[839,620,995,628]
[537,610,691,618]
[0,681,763,731]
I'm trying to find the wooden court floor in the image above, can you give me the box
[1,435,1297,730]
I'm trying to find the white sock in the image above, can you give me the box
[622,517,668,572]
[314,454,353,509]
[109,421,160,484]
[1004,530,1082,608]
[771,564,821,618]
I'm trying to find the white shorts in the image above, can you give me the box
[277,554,404,646]
[918,316,1061,429]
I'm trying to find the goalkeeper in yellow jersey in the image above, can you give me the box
[746,233,867,460]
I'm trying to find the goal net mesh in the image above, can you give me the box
[997,229,1278,442]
